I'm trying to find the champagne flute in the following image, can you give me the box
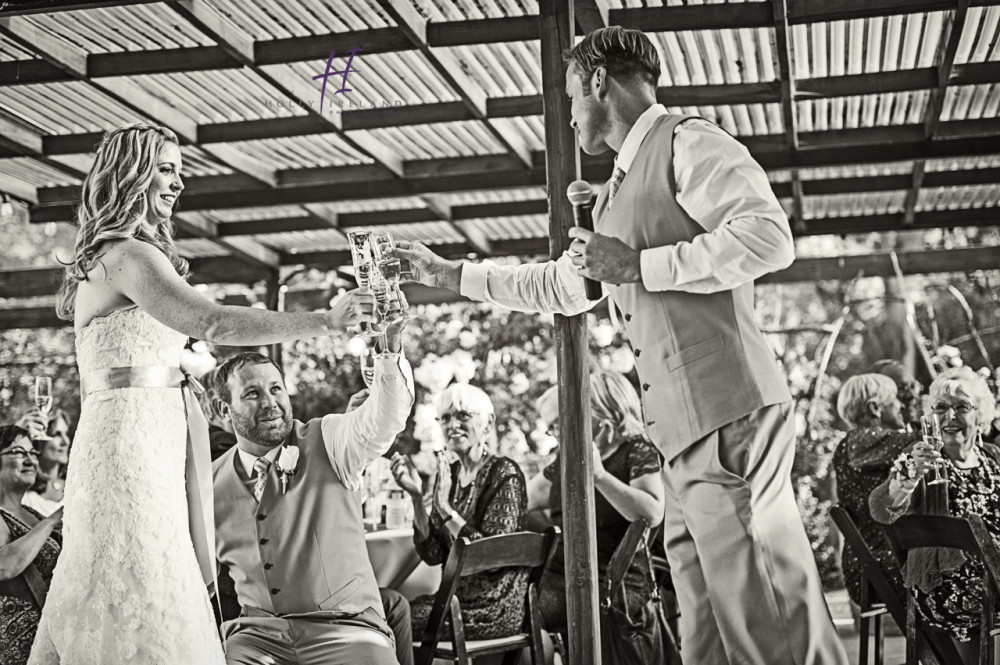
[370,232,411,322]
[346,231,381,339]
[921,413,949,485]
[34,376,53,417]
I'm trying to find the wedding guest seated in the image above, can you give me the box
[870,366,1000,664]
[833,373,919,607]
[0,425,63,665]
[390,383,528,640]
[527,372,665,658]
[211,314,413,665]
[16,409,71,517]
[871,359,924,432]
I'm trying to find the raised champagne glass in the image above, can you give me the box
[346,231,381,339]
[921,413,949,485]
[370,232,411,323]
[34,376,52,417]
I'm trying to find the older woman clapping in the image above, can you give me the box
[0,425,63,665]
[870,366,1000,661]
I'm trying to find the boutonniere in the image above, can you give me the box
[276,445,300,495]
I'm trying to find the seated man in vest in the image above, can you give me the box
[212,319,414,665]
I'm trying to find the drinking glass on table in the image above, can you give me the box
[921,413,949,486]
[346,231,381,339]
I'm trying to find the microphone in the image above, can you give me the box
[566,180,603,300]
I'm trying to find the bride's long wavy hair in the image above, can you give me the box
[56,123,189,321]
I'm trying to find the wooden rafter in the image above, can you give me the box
[771,0,805,233]
[0,13,282,270]
[377,0,533,170]
[902,1,971,227]
[27,126,1000,223]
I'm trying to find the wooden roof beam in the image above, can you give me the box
[377,0,533,170]
[164,0,403,179]
[29,128,1000,221]
[25,62,1000,152]
[0,17,284,273]
[575,0,611,34]
[771,0,805,234]
[420,194,493,257]
[902,1,971,227]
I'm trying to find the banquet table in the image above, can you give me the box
[365,526,441,600]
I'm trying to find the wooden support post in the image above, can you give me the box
[539,3,601,665]
[263,269,283,367]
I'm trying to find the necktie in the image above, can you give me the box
[253,457,271,502]
[608,167,626,207]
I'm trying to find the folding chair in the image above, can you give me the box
[881,514,1000,665]
[415,526,561,665]
[604,520,681,665]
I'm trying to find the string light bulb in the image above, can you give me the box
[0,193,13,220]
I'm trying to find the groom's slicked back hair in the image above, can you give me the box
[214,351,283,404]
[564,26,660,90]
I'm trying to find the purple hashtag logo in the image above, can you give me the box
[313,48,363,113]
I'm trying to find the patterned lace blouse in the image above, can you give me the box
[910,449,1000,642]
[410,455,528,640]
[0,507,62,665]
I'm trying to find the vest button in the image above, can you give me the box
[259,538,269,545]
[634,349,641,357]
[263,563,273,570]
[257,514,267,521]
[642,383,650,391]
[270,588,280,595]
[624,313,632,321]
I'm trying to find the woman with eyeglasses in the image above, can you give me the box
[0,425,63,665]
[390,383,528,641]
[870,366,1000,662]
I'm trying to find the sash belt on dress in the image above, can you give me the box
[80,366,220,610]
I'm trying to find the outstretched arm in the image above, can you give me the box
[394,241,597,317]
[98,239,375,345]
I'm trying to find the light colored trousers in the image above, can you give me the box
[661,402,848,665]
[222,609,398,665]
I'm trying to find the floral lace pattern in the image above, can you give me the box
[29,308,224,665]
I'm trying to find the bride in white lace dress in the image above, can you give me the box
[29,124,376,665]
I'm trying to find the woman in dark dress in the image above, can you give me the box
[527,372,665,637]
[832,373,918,607]
[0,426,63,665]
[391,383,527,640]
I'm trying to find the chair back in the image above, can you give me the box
[880,514,1000,665]
[416,526,561,665]
[830,505,907,627]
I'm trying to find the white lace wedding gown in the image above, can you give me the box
[29,307,225,665]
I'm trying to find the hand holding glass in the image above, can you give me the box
[370,233,411,323]
[346,231,381,339]
[34,377,53,417]
[921,414,949,485]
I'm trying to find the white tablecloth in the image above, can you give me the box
[365,527,441,600]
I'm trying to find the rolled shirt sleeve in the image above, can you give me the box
[459,253,598,316]
[638,120,795,293]
[320,352,415,490]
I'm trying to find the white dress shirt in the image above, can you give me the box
[459,104,794,313]
[237,352,415,490]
